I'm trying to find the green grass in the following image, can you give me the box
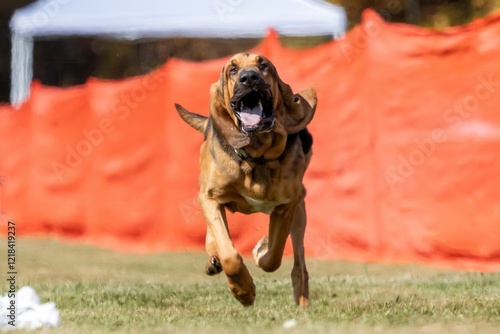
[4,238,500,333]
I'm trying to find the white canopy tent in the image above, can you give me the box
[10,0,347,105]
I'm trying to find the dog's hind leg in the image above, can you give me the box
[290,200,309,307]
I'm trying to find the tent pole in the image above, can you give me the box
[10,33,33,108]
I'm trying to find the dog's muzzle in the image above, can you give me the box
[230,74,275,133]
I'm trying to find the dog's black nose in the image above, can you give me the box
[239,70,260,86]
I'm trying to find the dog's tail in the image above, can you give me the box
[175,104,208,134]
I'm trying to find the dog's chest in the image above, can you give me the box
[234,161,295,214]
[241,195,289,214]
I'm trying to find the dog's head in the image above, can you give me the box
[210,53,317,148]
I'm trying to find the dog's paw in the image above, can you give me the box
[205,256,223,275]
[228,281,256,307]
[227,268,256,307]
[298,296,310,308]
[252,236,269,267]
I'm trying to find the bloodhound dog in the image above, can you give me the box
[175,53,317,307]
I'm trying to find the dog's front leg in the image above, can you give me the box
[199,195,256,306]
[290,200,309,307]
[253,201,309,306]
[254,203,297,272]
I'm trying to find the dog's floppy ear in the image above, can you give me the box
[210,66,250,149]
[276,73,317,134]
[175,104,208,133]
[285,87,317,134]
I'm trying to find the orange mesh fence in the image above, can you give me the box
[1,10,500,270]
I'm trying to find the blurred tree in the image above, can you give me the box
[328,0,500,27]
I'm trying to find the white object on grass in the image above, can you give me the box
[282,318,298,329]
[0,286,60,331]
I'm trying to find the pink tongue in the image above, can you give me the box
[240,105,263,127]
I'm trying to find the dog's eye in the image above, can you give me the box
[229,65,238,76]
[259,63,269,71]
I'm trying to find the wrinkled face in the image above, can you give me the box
[224,53,277,133]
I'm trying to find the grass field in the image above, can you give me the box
[4,238,500,333]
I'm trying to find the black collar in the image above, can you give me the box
[234,148,267,164]
[209,119,273,165]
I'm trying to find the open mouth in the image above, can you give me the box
[231,90,274,133]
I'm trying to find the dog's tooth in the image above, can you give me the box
[258,100,263,111]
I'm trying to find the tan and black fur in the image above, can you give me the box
[175,53,317,307]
